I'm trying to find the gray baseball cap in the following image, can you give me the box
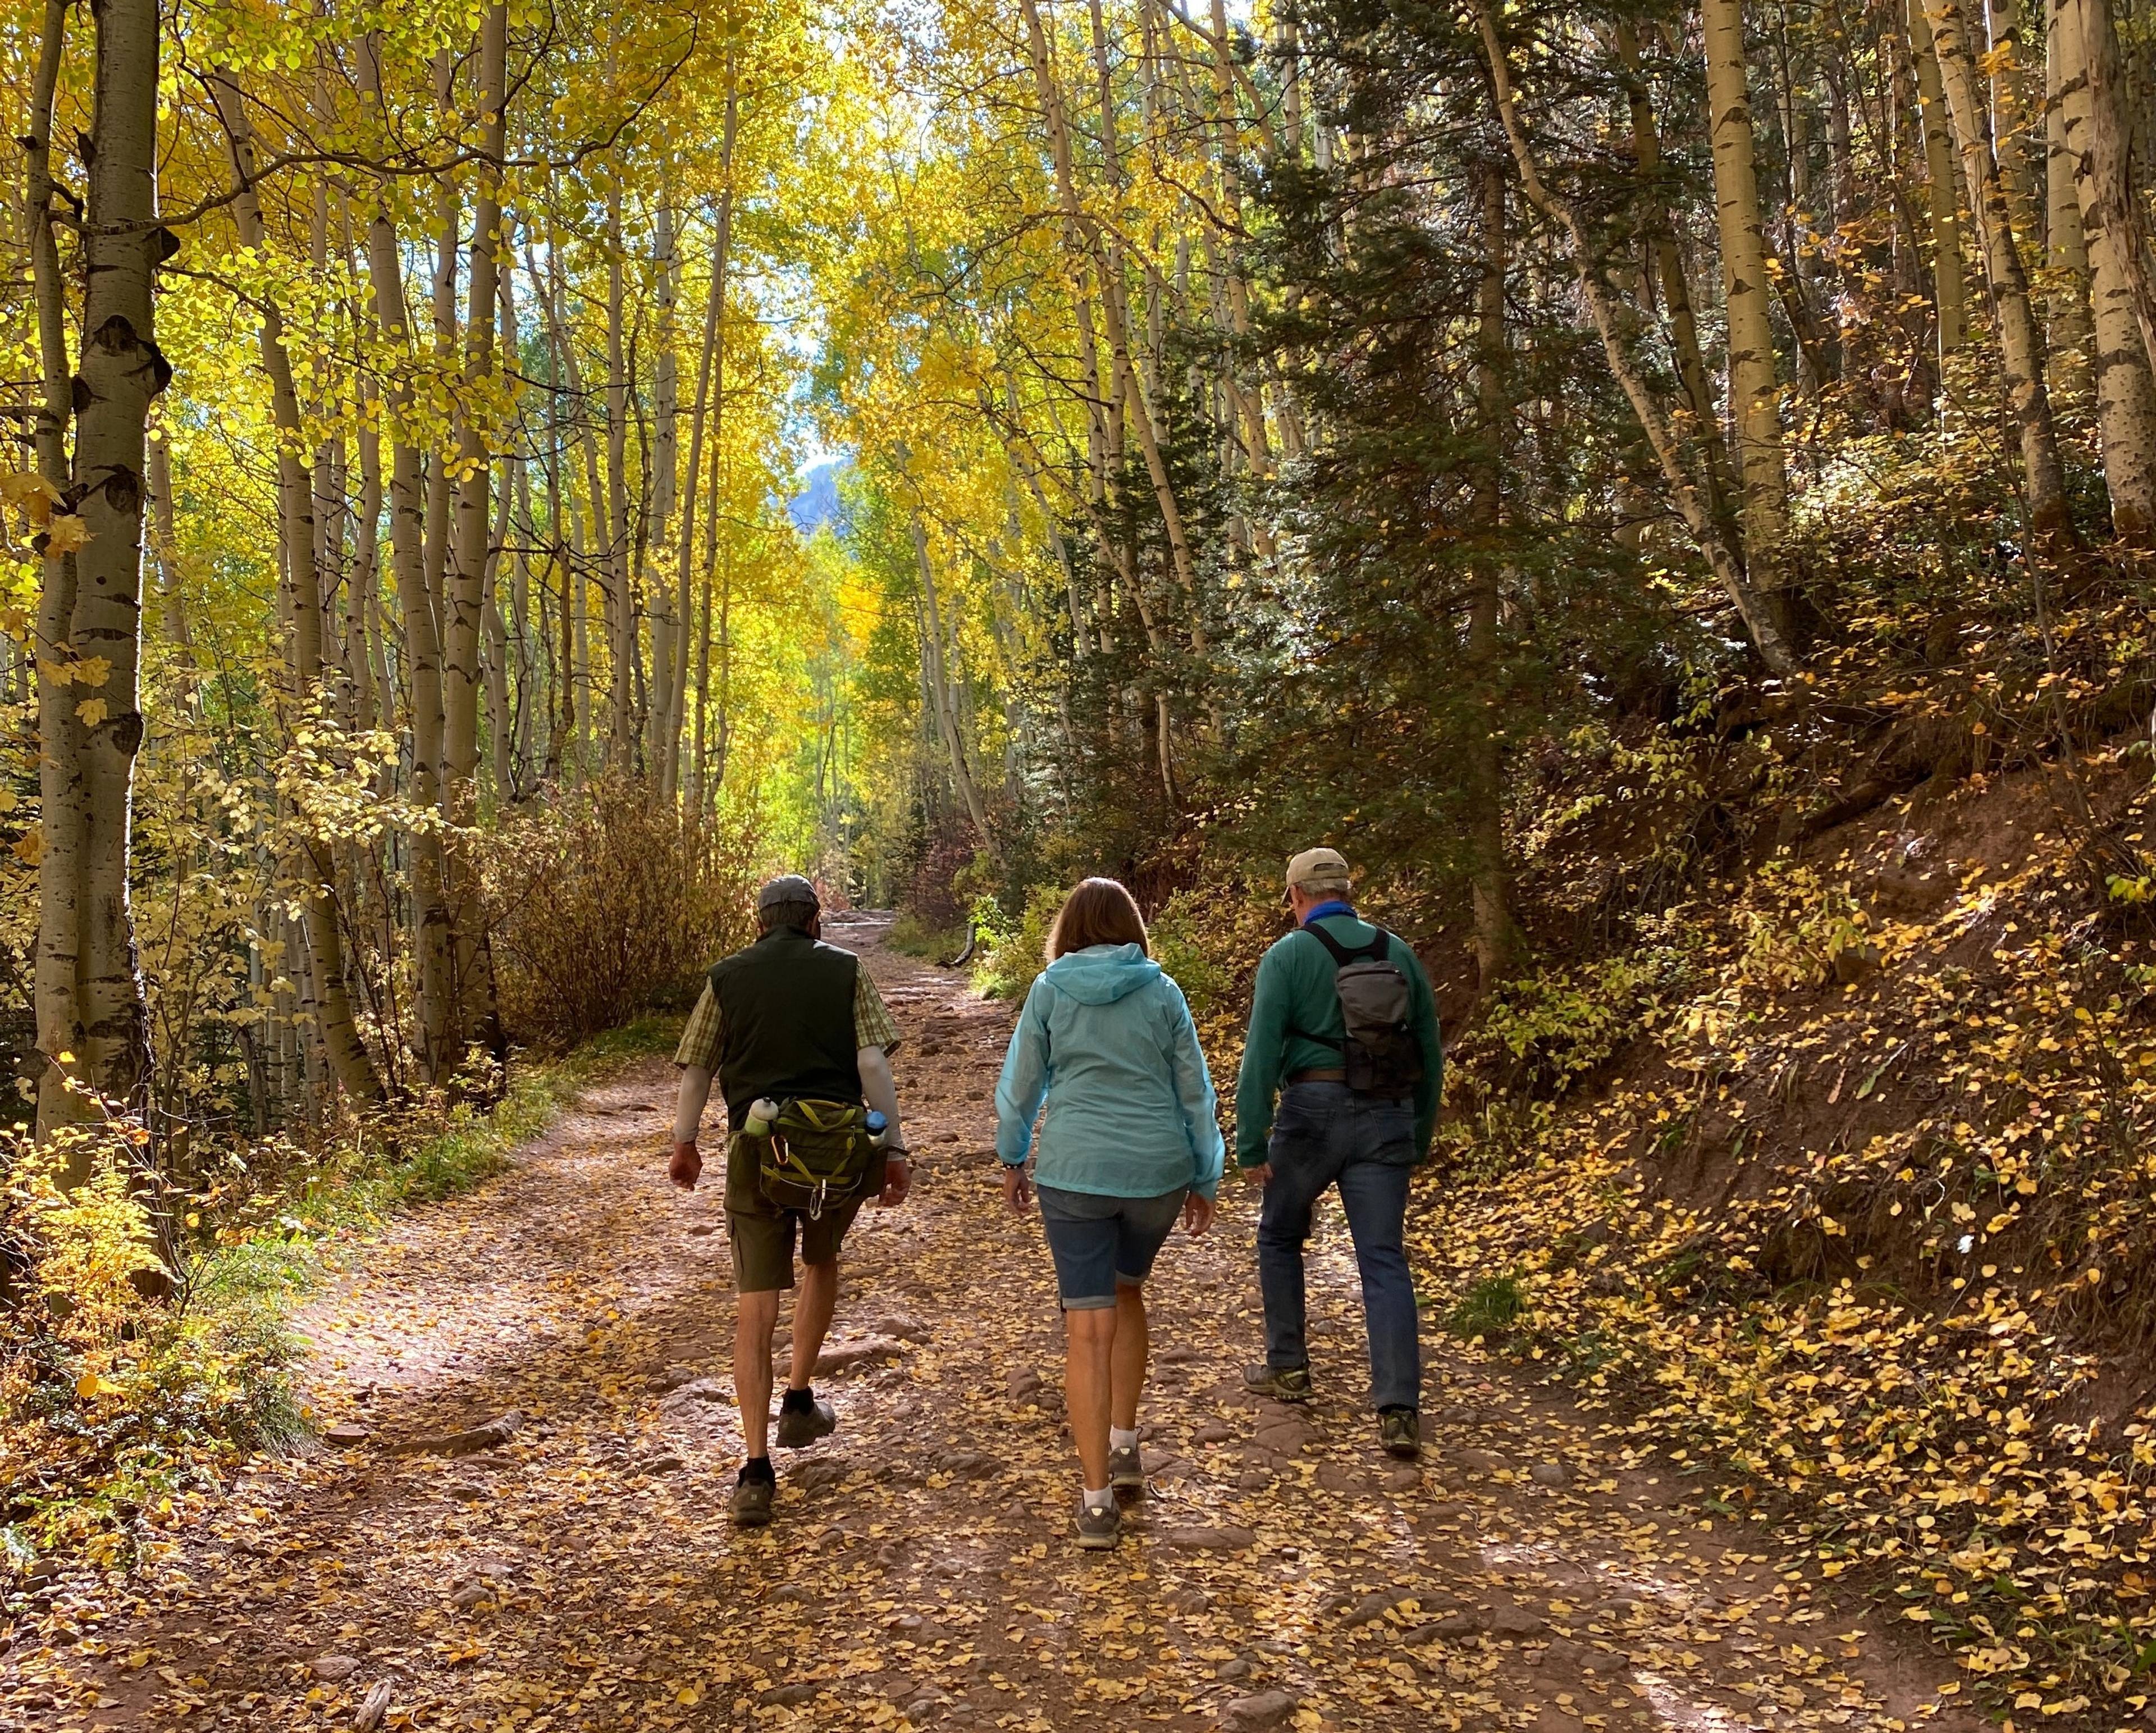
[757,874,820,913]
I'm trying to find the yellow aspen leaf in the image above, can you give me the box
[11,824,44,865]
[44,513,93,554]
[76,1371,117,1400]
[74,654,112,688]
[37,659,73,685]
[76,697,108,727]
[0,789,17,813]
[0,469,62,525]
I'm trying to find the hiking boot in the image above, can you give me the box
[775,1393,837,1449]
[1244,1363,1313,1404]
[732,1462,775,1527]
[1380,1407,1421,1460]
[1076,1499,1122,1550]
[1108,1442,1144,1495]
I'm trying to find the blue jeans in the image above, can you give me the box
[1257,1082,1421,1412]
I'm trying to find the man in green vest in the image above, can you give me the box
[669,876,911,1526]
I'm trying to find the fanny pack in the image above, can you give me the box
[752,1098,879,1218]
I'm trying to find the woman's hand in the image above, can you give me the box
[1183,1192,1215,1237]
[1002,1165,1034,1216]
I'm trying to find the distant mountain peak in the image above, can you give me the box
[789,458,851,536]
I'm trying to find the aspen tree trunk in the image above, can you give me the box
[424,52,460,704]
[1927,0,2076,540]
[603,180,634,765]
[360,37,458,1083]
[499,261,535,786]
[647,192,680,790]
[1205,0,1276,491]
[61,0,167,1132]
[208,69,385,1105]
[1473,0,1798,673]
[1700,0,1792,612]
[26,0,84,1136]
[2053,0,2156,540]
[1615,22,1741,548]
[1469,163,1515,992]
[2045,8,2096,402]
[666,115,734,804]
[1908,0,1971,351]
[351,418,382,732]
[484,472,513,799]
[691,426,725,815]
[445,1,507,1058]
[146,438,189,668]
[1020,0,1203,646]
[1987,0,2041,237]
[2059,0,2156,375]
[910,516,994,847]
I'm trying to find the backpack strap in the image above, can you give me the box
[1286,924,1391,1047]
[1303,923,1388,966]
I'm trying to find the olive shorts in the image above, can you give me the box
[724,1135,873,1294]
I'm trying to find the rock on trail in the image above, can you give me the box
[6,912,1965,1733]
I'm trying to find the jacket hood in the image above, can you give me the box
[1043,943,1162,1005]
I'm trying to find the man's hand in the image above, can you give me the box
[1183,1192,1216,1237]
[669,1139,702,1191]
[1243,1162,1272,1189]
[1002,1165,1033,1216]
[878,1155,912,1208]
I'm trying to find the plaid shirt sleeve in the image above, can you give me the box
[854,969,901,1054]
[674,983,723,1070]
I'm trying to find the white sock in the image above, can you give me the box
[1109,1427,1140,1454]
[1082,1485,1115,1513]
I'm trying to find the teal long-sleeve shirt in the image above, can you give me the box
[1232,911,1442,1165]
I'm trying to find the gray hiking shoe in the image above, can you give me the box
[1244,1363,1313,1404]
[1076,1499,1122,1550]
[1380,1407,1421,1460]
[1108,1442,1144,1495]
[775,1394,837,1449]
[732,1466,775,1527]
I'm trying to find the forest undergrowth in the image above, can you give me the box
[0,1015,678,1585]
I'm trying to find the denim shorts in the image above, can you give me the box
[1036,1185,1187,1310]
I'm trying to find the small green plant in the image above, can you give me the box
[972,884,1062,1000]
[1445,1273,1527,1340]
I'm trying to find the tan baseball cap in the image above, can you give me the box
[1285,846,1352,900]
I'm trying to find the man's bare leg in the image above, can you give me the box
[736,1288,781,1458]
[788,1256,840,1392]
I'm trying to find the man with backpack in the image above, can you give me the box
[1235,847,1442,1460]
[669,876,911,1526]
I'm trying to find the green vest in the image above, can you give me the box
[707,927,863,1125]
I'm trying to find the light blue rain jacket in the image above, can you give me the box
[993,943,1226,1200]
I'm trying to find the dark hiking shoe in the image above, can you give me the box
[732,1462,775,1527]
[1076,1500,1122,1550]
[1108,1442,1144,1495]
[1380,1407,1421,1460]
[776,1394,837,1449]
[1243,1363,1313,1404]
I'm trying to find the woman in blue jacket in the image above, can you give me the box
[994,877,1224,1550]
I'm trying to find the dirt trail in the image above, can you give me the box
[6,916,1971,1733]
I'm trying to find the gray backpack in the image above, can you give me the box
[1297,925,1424,1098]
